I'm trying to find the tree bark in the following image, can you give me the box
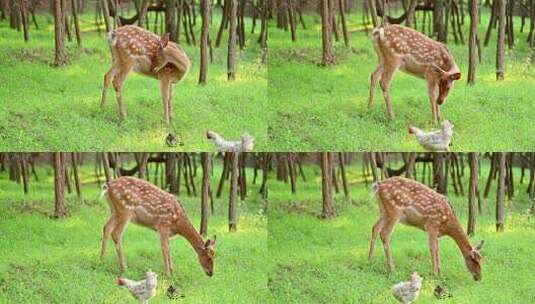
[496,152,506,232]
[321,152,336,218]
[200,152,211,237]
[227,0,237,80]
[53,152,68,218]
[467,152,478,236]
[165,0,178,41]
[321,0,335,66]
[496,0,507,80]
[228,152,238,231]
[199,0,210,84]
[468,0,479,85]
[53,0,67,66]
[71,153,82,198]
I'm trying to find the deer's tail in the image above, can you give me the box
[107,30,118,47]
[372,27,385,43]
[99,182,110,200]
[370,181,381,197]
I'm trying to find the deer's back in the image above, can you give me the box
[374,25,455,73]
[106,176,185,227]
[375,177,454,228]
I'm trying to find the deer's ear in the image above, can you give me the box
[475,240,484,251]
[159,33,170,48]
[449,72,461,81]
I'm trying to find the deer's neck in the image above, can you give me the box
[444,218,472,257]
[173,217,205,254]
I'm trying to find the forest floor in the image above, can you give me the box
[0,12,267,151]
[269,10,535,151]
[268,161,535,303]
[0,164,267,303]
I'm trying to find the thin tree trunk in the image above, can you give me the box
[227,0,237,80]
[467,152,478,236]
[496,152,506,232]
[199,0,210,84]
[228,152,238,231]
[496,0,507,80]
[71,152,82,198]
[468,0,478,85]
[200,152,211,237]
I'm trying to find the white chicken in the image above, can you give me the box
[206,130,254,152]
[118,270,158,304]
[409,120,454,152]
[392,272,423,304]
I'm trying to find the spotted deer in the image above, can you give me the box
[100,25,191,125]
[368,177,484,281]
[100,176,216,276]
[369,25,461,124]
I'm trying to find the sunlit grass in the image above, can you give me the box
[0,11,267,151]
[0,160,267,303]
[268,9,535,151]
[268,158,535,303]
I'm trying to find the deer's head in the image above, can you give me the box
[431,64,461,105]
[464,240,484,281]
[198,236,217,277]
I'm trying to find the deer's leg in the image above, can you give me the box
[427,229,440,275]
[167,84,173,123]
[159,231,173,275]
[368,65,384,109]
[100,216,117,259]
[379,217,398,271]
[111,216,130,271]
[379,66,398,119]
[159,78,172,125]
[101,65,118,109]
[368,217,385,261]
[112,64,133,118]
[427,80,440,125]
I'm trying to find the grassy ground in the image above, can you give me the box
[0,11,267,151]
[0,162,267,303]
[268,10,535,151]
[268,159,535,303]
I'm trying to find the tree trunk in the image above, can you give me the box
[200,152,211,237]
[368,0,379,27]
[100,0,111,32]
[165,0,178,41]
[53,152,68,218]
[71,0,82,46]
[468,0,478,85]
[321,0,335,66]
[228,152,238,231]
[20,0,29,41]
[71,152,82,198]
[321,152,336,218]
[227,0,237,80]
[467,152,478,236]
[339,152,350,200]
[434,0,447,42]
[496,152,506,232]
[199,0,210,84]
[53,0,67,66]
[496,0,506,80]
[339,0,349,46]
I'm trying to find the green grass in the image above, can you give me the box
[0,12,267,151]
[268,10,535,151]
[268,158,535,303]
[0,162,267,303]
